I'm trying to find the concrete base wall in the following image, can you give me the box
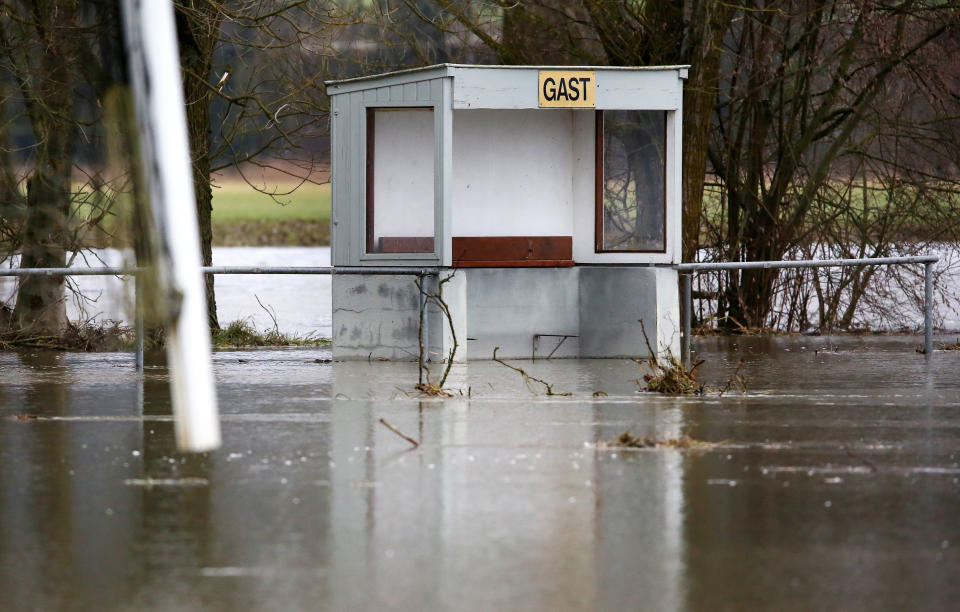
[465,268,579,360]
[332,273,466,362]
[578,267,680,359]
[332,274,420,361]
[332,267,679,360]
[654,267,682,358]
[579,267,656,358]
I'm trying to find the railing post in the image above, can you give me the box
[135,272,144,372]
[924,261,934,356]
[418,273,429,365]
[681,273,692,369]
[135,310,144,372]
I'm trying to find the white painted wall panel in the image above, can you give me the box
[372,109,434,241]
[656,267,682,356]
[452,70,536,109]
[595,70,682,110]
[571,110,597,262]
[452,109,574,236]
[667,108,682,262]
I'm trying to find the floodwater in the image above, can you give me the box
[2,335,959,611]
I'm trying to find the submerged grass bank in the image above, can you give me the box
[0,312,329,352]
[0,320,135,352]
[210,320,329,348]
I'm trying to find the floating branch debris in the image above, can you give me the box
[717,359,747,396]
[938,338,960,351]
[637,319,746,395]
[0,320,135,352]
[379,418,419,448]
[638,319,705,395]
[599,430,720,450]
[492,347,571,396]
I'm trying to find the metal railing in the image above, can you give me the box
[0,266,436,277]
[676,255,939,366]
[3,257,940,369]
[0,265,439,370]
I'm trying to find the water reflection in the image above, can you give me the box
[1,337,959,609]
[0,351,143,610]
[327,360,688,610]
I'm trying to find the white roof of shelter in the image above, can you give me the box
[325,63,689,110]
[325,63,689,88]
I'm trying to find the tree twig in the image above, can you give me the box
[717,359,747,396]
[413,271,459,394]
[638,319,659,366]
[379,418,419,448]
[492,347,571,396]
[254,293,279,333]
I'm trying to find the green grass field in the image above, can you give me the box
[211,180,330,223]
[210,180,331,246]
[70,179,332,246]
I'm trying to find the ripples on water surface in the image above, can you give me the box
[1,336,959,610]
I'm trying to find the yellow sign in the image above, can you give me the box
[538,70,596,108]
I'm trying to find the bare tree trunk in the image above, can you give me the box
[681,1,732,262]
[175,0,224,329]
[10,1,80,335]
[14,172,71,334]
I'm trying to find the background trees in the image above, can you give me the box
[176,0,344,328]
[391,0,960,331]
[2,0,958,336]
[0,0,126,334]
[705,0,960,329]
[1,0,342,333]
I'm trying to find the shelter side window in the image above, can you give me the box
[595,110,666,253]
[366,107,435,254]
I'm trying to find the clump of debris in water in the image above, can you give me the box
[637,320,745,395]
[598,430,720,450]
[415,378,453,397]
[640,354,706,394]
[636,320,706,394]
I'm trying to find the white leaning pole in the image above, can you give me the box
[121,0,221,452]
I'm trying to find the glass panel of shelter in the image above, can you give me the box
[366,107,435,254]
[596,110,667,253]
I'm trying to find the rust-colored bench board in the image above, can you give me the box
[452,236,574,267]
[375,236,435,253]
